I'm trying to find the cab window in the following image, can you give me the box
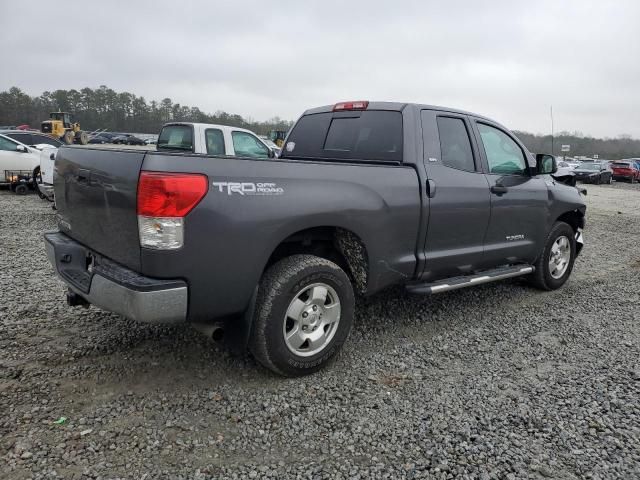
[477,123,528,175]
[205,129,225,155]
[232,131,269,158]
[157,125,193,151]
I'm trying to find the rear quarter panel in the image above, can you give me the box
[140,153,421,321]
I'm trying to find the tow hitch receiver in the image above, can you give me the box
[66,289,90,308]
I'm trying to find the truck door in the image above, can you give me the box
[419,110,491,281]
[472,120,548,265]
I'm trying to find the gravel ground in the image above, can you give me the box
[1,182,639,479]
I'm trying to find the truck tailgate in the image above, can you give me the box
[54,147,144,271]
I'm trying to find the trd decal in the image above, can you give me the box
[212,182,284,196]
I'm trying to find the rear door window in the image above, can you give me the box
[157,125,193,151]
[205,129,225,155]
[436,116,475,172]
[281,110,403,162]
[231,131,269,158]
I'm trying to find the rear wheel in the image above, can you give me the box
[75,131,89,145]
[249,254,355,377]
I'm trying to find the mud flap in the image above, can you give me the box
[224,286,258,355]
[575,228,585,256]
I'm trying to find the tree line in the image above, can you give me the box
[513,131,640,160]
[0,86,292,136]
[0,85,639,159]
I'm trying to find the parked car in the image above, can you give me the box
[2,130,63,149]
[157,122,275,157]
[111,134,132,144]
[565,160,581,169]
[0,131,58,197]
[124,135,146,146]
[610,160,640,183]
[96,132,120,142]
[144,138,157,145]
[45,101,586,376]
[88,135,111,144]
[548,158,576,186]
[572,161,613,184]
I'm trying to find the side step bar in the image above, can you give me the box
[406,265,534,295]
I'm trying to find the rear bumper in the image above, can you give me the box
[44,232,188,323]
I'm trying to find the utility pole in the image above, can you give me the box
[550,105,554,157]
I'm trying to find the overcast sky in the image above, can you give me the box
[2,1,639,137]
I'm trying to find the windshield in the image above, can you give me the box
[612,162,631,168]
[157,125,193,151]
[577,163,599,170]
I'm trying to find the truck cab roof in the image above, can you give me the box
[303,101,494,123]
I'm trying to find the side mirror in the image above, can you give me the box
[536,154,557,175]
[267,148,275,159]
[16,144,28,153]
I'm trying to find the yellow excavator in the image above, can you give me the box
[41,112,89,145]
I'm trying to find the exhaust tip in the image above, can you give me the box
[191,322,224,342]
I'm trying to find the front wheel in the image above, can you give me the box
[528,222,576,291]
[249,254,355,377]
[63,131,74,144]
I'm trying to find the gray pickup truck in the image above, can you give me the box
[45,101,586,376]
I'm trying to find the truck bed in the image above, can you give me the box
[53,146,421,321]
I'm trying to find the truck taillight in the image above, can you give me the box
[137,171,208,250]
[333,101,369,111]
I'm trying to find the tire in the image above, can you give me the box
[14,184,28,195]
[75,131,89,145]
[63,131,74,145]
[249,254,355,377]
[528,222,576,291]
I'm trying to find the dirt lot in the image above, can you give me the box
[1,183,639,479]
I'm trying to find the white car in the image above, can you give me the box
[0,131,61,199]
